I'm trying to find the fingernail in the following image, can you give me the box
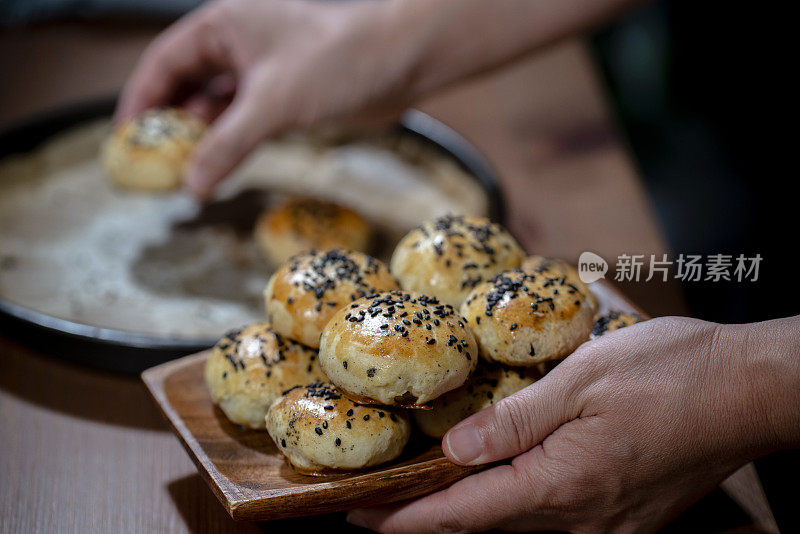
[346,511,367,528]
[444,423,482,464]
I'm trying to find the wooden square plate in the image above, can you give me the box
[141,279,646,521]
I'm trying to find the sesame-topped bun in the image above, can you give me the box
[460,269,593,366]
[318,290,478,408]
[390,214,525,308]
[521,254,598,311]
[255,198,371,267]
[264,249,399,348]
[266,382,410,475]
[591,311,642,339]
[102,108,205,191]
[204,322,327,429]
[414,363,539,438]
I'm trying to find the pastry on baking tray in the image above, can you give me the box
[591,310,643,339]
[318,290,477,408]
[264,249,399,349]
[460,269,593,366]
[413,362,539,438]
[266,382,410,474]
[204,322,327,429]
[390,214,525,308]
[102,108,205,191]
[255,198,372,266]
[521,254,598,311]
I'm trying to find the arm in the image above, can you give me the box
[725,316,800,453]
[348,315,800,533]
[115,0,642,197]
[394,0,645,99]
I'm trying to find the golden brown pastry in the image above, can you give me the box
[521,254,598,312]
[204,322,327,429]
[102,108,205,191]
[318,290,478,407]
[390,215,525,308]
[254,198,371,266]
[264,249,399,348]
[461,269,593,366]
[591,311,643,339]
[413,363,539,438]
[266,382,410,474]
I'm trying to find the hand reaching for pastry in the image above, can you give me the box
[116,0,646,197]
[115,0,420,197]
[348,315,800,533]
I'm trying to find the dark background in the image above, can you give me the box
[595,1,795,325]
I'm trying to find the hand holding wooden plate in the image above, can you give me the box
[142,277,645,521]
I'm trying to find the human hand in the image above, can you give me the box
[115,0,423,197]
[349,316,798,533]
[115,0,654,199]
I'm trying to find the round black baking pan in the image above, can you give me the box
[0,97,505,373]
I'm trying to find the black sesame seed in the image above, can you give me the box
[315,427,323,435]
[335,437,341,446]
[347,409,354,416]
[281,439,286,447]
[363,414,370,421]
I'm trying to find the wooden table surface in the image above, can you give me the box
[0,21,777,533]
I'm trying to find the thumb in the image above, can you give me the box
[443,369,581,465]
[184,84,278,198]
